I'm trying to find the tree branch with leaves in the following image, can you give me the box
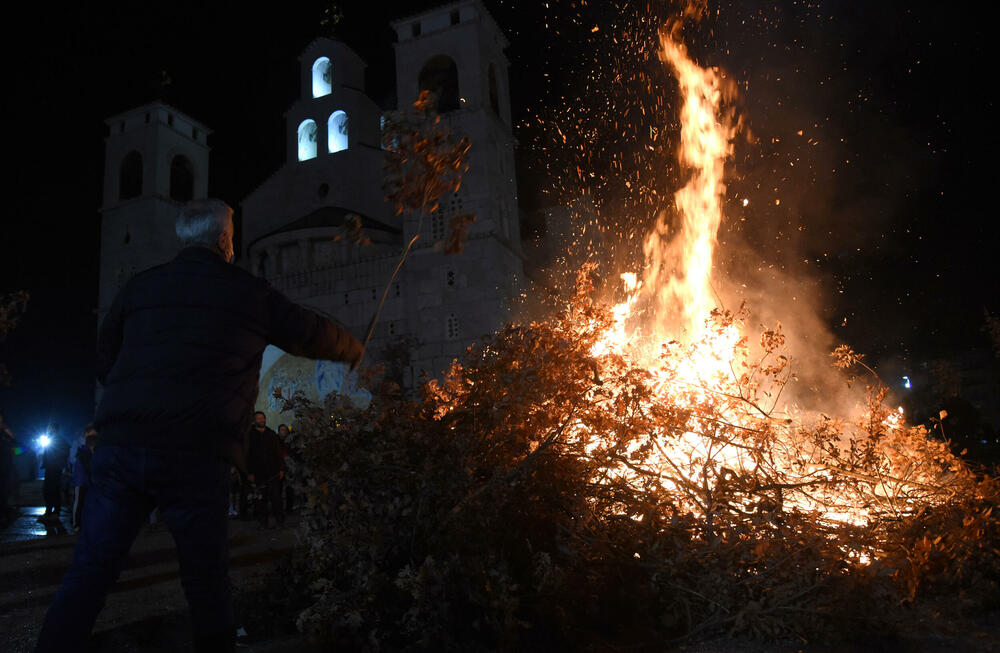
[356,91,473,368]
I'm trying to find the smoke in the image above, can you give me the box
[715,238,869,419]
[513,0,899,422]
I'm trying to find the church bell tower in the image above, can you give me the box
[98,102,211,321]
[390,0,524,373]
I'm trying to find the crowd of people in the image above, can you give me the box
[0,411,298,533]
[0,415,90,531]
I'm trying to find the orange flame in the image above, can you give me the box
[641,20,738,342]
[575,9,955,545]
[597,10,743,399]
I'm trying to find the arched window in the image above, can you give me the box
[297,119,318,161]
[446,313,459,340]
[418,55,460,112]
[169,155,194,202]
[328,111,348,153]
[488,63,500,116]
[119,151,143,200]
[312,57,332,98]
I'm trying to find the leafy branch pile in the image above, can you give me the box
[271,271,998,651]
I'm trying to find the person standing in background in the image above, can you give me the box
[72,426,98,532]
[40,425,69,523]
[247,412,285,529]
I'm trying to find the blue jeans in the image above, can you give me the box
[36,445,234,652]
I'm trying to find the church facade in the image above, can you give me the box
[98,1,525,411]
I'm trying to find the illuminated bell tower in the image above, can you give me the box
[98,102,211,322]
[391,0,524,373]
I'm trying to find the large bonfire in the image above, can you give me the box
[260,4,999,651]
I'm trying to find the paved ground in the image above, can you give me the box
[3,482,996,652]
[0,483,307,652]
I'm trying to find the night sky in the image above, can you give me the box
[2,1,998,445]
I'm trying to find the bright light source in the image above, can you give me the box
[38,435,51,449]
[902,375,911,389]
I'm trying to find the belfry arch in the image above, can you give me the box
[312,57,332,97]
[169,155,194,201]
[418,55,460,112]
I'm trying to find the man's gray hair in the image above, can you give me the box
[176,199,233,246]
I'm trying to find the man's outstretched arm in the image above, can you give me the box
[265,285,364,367]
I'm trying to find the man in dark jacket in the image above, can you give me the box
[246,411,285,528]
[71,425,98,532]
[36,199,363,653]
[40,426,69,523]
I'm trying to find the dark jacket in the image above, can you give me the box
[73,445,93,487]
[41,441,69,474]
[247,426,284,480]
[94,246,362,463]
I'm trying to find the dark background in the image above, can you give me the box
[2,1,998,452]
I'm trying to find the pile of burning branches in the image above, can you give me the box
[236,5,999,647]
[265,267,997,651]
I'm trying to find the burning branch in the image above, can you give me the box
[263,3,998,646]
[356,91,472,368]
[278,277,998,647]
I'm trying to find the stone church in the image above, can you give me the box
[97,1,524,414]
